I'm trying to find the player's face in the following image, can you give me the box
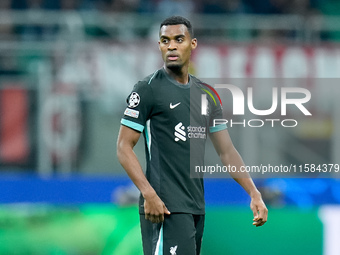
[159,24,197,71]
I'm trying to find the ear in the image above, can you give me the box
[191,38,197,50]
[158,40,161,51]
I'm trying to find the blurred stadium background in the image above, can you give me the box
[1,0,340,254]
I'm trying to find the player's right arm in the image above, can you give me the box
[117,125,170,223]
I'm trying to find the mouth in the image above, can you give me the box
[167,54,179,61]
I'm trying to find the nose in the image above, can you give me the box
[168,40,177,50]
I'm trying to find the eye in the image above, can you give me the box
[177,38,184,43]
[162,38,169,44]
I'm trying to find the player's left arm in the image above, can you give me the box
[209,129,268,227]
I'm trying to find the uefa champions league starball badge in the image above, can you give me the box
[128,92,140,108]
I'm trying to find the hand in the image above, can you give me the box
[250,192,268,227]
[144,192,171,223]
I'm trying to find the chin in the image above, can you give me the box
[166,62,182,71]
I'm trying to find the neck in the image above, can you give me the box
[164,65,189,84]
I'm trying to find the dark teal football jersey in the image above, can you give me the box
[121,68,226,214]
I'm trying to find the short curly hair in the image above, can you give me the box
[159,16,194,38]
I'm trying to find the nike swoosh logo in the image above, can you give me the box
[170,102,181,109]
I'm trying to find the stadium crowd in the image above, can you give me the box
[0,0,338,16]
[0,0,339,76]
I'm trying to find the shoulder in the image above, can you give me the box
[128,70,164,106]
[191,75,214,92]
[138,69,164,86]
[189,74,202,86]
[191,75,222,104]
[130,70,158,92]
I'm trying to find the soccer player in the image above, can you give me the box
[117,16,268,255]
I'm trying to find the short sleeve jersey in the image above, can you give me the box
[121,68,227,214]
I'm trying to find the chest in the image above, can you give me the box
[151,84,208,127]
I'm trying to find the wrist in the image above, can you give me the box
[142,187,157,200]
[249,189,261,199]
